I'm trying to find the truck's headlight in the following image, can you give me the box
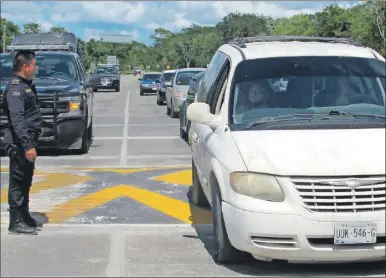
[59,96,82,111]
[229,172,285,202]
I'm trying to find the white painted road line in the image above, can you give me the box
[93,114,125,117]
[94,124,180,127]
[120,90,130,166]
[94,124,124,127]
[94,137,123,140]
[127,136,180,140]
[92,136,181,140]
[106,229,125,277]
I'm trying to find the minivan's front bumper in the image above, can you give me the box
[222,175,385,263]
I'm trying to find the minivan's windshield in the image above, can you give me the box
[1,53,79,82]
[176,71,203,86]
[230,56,385,126]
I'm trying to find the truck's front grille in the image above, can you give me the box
[292,177,386,213]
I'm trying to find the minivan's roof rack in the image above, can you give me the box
[228,35,362,48]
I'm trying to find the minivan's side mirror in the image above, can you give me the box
[187,102,220,129]
[155,79,161,83]
[138,78,142,81]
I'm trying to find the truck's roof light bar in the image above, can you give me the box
[6,43,76,52]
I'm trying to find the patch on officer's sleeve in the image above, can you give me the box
[11,79,20,85]
[12,92,21,97]
[25,88,32,93]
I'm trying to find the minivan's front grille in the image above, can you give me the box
[292,177,386,213]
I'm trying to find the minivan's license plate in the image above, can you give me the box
[334,223,377,245]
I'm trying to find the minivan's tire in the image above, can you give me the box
[211,180,250,264]
[191,159,209,207]
[115,86,120,92]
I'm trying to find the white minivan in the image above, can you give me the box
[187,36,385,264]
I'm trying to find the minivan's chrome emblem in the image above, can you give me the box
[319,178,385,188]
[345,179,360,188]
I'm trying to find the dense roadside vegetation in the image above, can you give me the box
[1,1,384,72]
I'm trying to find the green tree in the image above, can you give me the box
[23,23,41,34]
[49,27,67,33]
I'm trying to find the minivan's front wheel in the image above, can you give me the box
[211,180,250,264]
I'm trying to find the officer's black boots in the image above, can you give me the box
[8,208,38,235]
[23,203,43,230]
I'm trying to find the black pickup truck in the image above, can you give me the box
[0,33,100,154]
[92,65,120,92]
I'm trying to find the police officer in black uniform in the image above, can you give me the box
[2,50,43,235]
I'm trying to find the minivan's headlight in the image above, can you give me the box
[229,172,285,202]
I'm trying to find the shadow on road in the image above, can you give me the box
[185,186,385,276]
[31,212,49,225]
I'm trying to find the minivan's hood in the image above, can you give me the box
[232,129,385,176]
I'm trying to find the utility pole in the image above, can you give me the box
[2,23,6,53]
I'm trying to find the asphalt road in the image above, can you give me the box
[0,75,384,277]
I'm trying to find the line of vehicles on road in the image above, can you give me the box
[138,35,386,265]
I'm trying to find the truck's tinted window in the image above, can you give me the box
[0,54,13,79]
[34,53,79,81]
[96,67,117,74]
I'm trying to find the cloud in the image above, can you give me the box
[80,1,146,24]
[210,1,323,19]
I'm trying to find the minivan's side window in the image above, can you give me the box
[196,51,228,103]
[208,59,230,114]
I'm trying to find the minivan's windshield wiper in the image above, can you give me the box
[244,111,385,130]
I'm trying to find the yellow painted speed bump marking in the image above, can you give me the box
[152,169,192,186]
[68,166,190,174]
[0,172,93,204]
[46,184,211,224]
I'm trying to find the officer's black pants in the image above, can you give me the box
[7,145,35,209]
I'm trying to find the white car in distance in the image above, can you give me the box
[187,36,386,264]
